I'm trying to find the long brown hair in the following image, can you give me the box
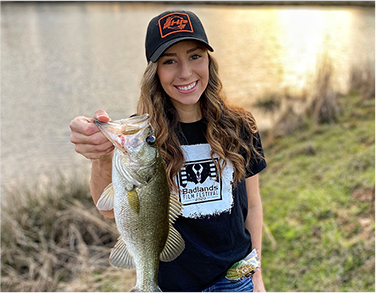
[137,52,263,192]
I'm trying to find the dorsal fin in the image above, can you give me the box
[160,193,185,262]
[169,193,182,225]
[160,225,185,262]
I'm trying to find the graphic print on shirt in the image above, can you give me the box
[176,143,234,219]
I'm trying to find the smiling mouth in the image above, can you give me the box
[175,81,198,92]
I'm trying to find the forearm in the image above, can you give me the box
[245,175,263,257]
[245,203,263,256]
[246,203,265,291]
[245,175,266,291]
[90,151,115,219]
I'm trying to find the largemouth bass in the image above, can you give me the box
[94,114,185,292]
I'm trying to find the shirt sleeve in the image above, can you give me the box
[242,131,267,178]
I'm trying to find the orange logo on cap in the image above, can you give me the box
[159,12,193,38]
[163,16,187,30]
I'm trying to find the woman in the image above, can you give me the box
[70,10,266,292]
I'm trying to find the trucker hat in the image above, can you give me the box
[145,10,214,63]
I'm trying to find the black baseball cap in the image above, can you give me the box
[145,10,214,63]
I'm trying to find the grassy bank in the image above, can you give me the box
[1,173,128,291]
[1,70,374,290]
[259,90,375,291]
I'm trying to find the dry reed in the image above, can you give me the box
[349,64,375,100]
[255,57,375,141]
[310,57,339,125]
[1,171,120,291]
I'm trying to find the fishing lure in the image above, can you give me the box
[225,248,260,282]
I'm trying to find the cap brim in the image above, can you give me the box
[150,37,214,63]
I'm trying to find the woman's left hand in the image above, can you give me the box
[252,270,266,292]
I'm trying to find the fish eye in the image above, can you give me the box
[146,135,156,145]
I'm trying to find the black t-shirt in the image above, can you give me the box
[158,119,266,292]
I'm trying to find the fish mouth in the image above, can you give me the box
[94,114,149,134]
[94,114,150,152]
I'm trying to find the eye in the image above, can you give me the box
[163,59,176,65]
[146,135,156,145]
[190,54,202,60]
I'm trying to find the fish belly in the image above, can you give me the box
[113,168,170,292]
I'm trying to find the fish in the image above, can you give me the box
[94,114,185,292]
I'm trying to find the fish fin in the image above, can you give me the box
[96,183,115,211]
[160,225,185,262]
[169,193,182,225]
[159,193,185,262]
[127,189,140,214]
[109,237,136,269]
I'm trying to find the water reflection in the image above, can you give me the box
[212,6,374,107]
[1,2,374,188]
[276,8,358,91]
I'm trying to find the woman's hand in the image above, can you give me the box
[252,270,266,292]
[70,110,114,160]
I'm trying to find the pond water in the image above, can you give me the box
[1,2,374,188]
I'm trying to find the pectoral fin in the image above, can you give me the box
[160,193,185,262]
[109,237,136,269]
[96,183,114,211]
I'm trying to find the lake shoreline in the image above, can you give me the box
[2,2,374,189]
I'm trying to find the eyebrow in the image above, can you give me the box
[161,46,203,57]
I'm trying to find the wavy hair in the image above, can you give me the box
[137,52,263,192]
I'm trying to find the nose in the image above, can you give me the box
[178,60,192,79]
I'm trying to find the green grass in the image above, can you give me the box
[260,93,375,291]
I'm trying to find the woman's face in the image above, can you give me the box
[157,40,209,121]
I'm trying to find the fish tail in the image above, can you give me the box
[130,286,140,292]
[129,288,146,293]
[130,283,161,292]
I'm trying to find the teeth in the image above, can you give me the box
[177,82,196,91]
